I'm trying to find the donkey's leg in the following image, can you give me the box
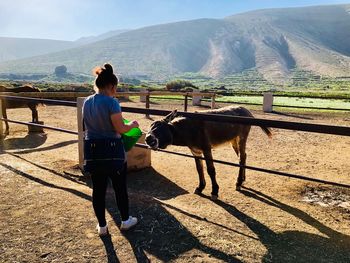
[231,138,239,156]
[2,104,9,136]
[191,150,206,195]
[30,105,39,122]
[203,150,219,200]
[236,137,247,191]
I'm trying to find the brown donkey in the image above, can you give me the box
[145,106,272,200]
[0,85,41,135]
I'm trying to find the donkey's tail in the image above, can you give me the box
[244,107,272,138]
[260,126,272,138]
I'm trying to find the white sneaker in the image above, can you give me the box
[120,216,138,230]
[96,224,109,236]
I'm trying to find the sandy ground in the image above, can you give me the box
[0,99,349,263]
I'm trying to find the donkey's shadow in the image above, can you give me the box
[210,187,350,262]
[0,133,77,155]
[104,167,241,262]
[0,133,47,152]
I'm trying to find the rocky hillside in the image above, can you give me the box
[1,4,350,83]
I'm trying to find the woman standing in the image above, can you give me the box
[83,63,138,236]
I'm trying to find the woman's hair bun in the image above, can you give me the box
[92,63,114,76]
[93,66,103,76]
[92,63,118,89]
[104,63,113,74]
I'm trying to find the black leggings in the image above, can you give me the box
[91,163,129,227]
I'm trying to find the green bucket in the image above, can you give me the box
[122,119,142,152]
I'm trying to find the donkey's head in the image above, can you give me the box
[145,110,177,149]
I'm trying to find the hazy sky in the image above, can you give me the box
[0,0,348,41]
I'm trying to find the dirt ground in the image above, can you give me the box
[0,99,349,263]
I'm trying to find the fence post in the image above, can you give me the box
[184,93,188,112]
[77,97,85,170]
[211,94,216,109]
[263,92,274,112]
[145,91,150,118]
[0,99,3,138]
[123,84,129,100]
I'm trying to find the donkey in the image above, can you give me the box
[145,106,272,200]
[0,85,41,135]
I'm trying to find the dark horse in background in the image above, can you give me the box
[145,106,272,200]
[0,85,41,135]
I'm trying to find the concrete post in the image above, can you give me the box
[77,97,85,170]
[192,95,202,106]
[0,99,3,138]
[140,89,147,102]
[263,92,274,113]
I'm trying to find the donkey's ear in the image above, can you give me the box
[164,110,177,123]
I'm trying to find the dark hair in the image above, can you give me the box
[93,63,119,89]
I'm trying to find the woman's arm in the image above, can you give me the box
[111,112,139,134]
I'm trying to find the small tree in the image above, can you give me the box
[54,65,67,76]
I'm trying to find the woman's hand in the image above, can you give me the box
[129,120,139,129]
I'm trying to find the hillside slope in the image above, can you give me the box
[1,4,350,83]
[0,37,75,62]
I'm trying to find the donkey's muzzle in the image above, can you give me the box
[145,134,159,149]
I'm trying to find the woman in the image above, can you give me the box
[83,63,139,236]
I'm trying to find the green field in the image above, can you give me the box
[215,96,350,110]
[132,94,350,113]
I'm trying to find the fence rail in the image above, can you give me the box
[2,90,349,112]
[135,143,350,189]
[221,92,350,100]
[0,94,348,189]
[0,118,78,135]
[1,95,350,136]
[121,107,350,137]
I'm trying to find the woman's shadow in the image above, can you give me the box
[209,187,350,262]
[102,167,242,263]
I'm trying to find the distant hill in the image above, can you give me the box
[0,37,75,62]
[0,30,127,63]
[1,4,350,84]
[74,29,129,45]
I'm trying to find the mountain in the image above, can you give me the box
[0,37,75,62]
[0,30,128,63]
[1,4,350,83]
[74,29,129,45]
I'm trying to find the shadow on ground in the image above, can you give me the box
[0,159,241,262]
[2,152,349,262]
[106,168,241,262]
[0,132,77,154]
[271,110,314,120]
[0,133,47,151]
[210,187,350,263]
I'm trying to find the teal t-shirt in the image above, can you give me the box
[83,94,121,139]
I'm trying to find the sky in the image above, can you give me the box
[0,0,348,41]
